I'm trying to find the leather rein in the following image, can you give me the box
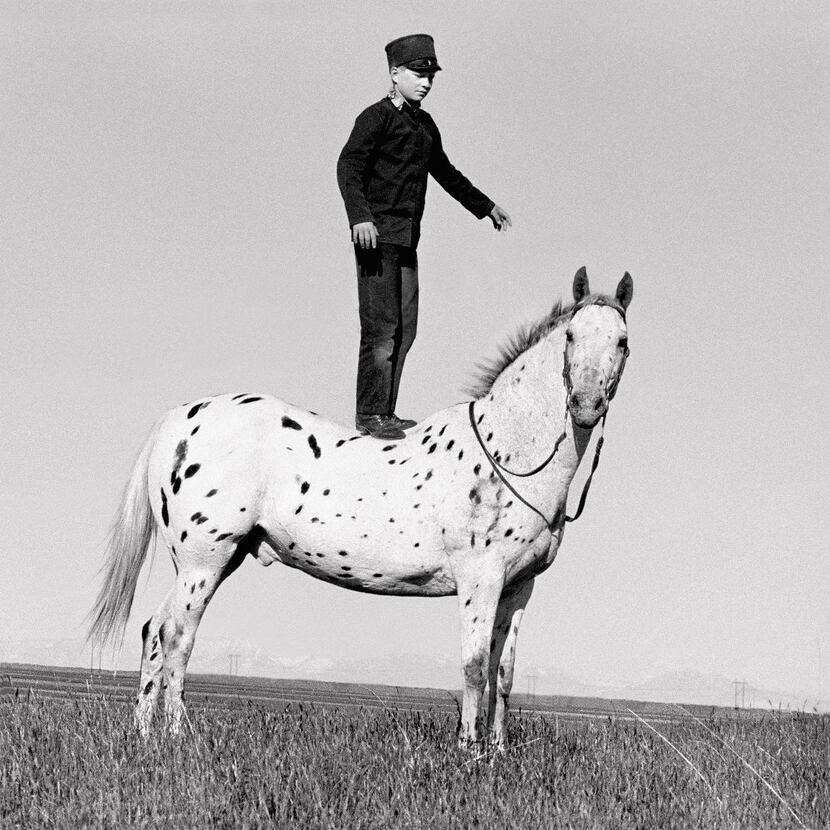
[468,302,629,532]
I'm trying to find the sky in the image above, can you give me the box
[2,1,829,707]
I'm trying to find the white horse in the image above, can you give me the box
[89,267,633,746]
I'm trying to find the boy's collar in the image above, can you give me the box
[388,88,420,111]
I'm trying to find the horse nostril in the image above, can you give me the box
[593,398,604,411]
[570,393,580,407]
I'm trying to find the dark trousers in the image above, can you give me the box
[355,242,419,416]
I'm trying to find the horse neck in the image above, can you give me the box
[477,327,591,484]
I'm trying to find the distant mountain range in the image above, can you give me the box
[1,636,821,712]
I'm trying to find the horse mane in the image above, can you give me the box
[466,293,623,400]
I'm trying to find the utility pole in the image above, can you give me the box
[229,653,240,677]
[733,679,747,709]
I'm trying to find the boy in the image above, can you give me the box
[338,33,511,440]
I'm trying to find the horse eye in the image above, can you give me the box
[618,337,628,349]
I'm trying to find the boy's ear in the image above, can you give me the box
[572,267,590,303]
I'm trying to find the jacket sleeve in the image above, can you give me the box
[427,118,495,219]
[337,105,385,228]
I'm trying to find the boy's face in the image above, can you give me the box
[391,66,436,104]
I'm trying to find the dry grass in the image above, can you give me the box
[1,694,827,829]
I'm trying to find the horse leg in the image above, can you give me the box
[160,545,249,734]
[134,588,173,737]
[456,569,504,747]
[487,579,534,750]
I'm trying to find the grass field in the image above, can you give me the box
[2,684,827,829]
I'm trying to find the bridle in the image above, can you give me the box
[468,301,629,532]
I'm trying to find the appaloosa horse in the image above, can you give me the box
[89,267,633,747]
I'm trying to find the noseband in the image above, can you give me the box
[469,301,629,531]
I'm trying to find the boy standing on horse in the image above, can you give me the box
[338,33,511,440]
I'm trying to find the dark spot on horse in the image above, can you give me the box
[316,552,324,558]
[336,439,346,447]
[338,551,349,557]
[186,603,191,611]
[190,425,200,436]
[206,489,218,497]
[282,416,302,430]
[341,574,354,579]
[231,393,248,400]
[307,434,321,459]
[485,539,491,547]
[191,512,202,522]
[373,573,383,578]
[469,488,480,504]
[240,507,246,512]
[471,533,476,547]
[239,396,263,404]
[215,533,232,541]
[184,463,200,478]
[382,445,396,452]
[160,489,169,526]
[486,432,493,442]
[421,435,430,445]
[504,528,514,537]
[389,517,395,523]
[472,616,478,624]
[446,440,455,450]
[300,481,310,495]
[425,470,433,480]
[143,681,153,695]
[149,651,157,661]
[323,489,330,496]
[388,459,396,465]
[341,566,351,571]
[464,597,471,607]
[196,516,208,525]
[198,579,205,589]
[473,464,481,476]
[415,484,423,491]
[311,517,320,523]
[295,505,303,515]
[477,412,485,425]
[428,443,437,454]
[172,477,181,495]
[490,639,496,652]
[505,500,513,508]
[187,402,208,419]
[413,503,420,509]
[439,425,447,437]
[413,542,420,548]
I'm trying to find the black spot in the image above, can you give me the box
[143,681,153,695]
[389,517,395,523]
[413,503,420,509]
[439,425,447,437]
[316,553,324,558]
[160,489,169,526]
[295,505,303,515]
[473,464,481,475]
[288,542,296,550]
[425,470,433,480]
[336,439,346,447]
[307,434,321,459]
[191,425,200,436]
[413,542,420,548]
[504,528,514,537]
[240,507,247,512]
[199,579,205,588]
[421,435,430,445]
[415,484,423,491]
[486,432,493,442]
[458,450,464,460]
[310,517,320,523]
[187,402,207,419]
[341,566,351,571]
[373,573,383,578]
[382,445,396,452]
[472,616,478,624]
[446,440,455,450]
[191,512,203,522]
[231,393,249,400]
[469,488,481,504]
[282,416,302,430]
[197,516,208,525]
[172,477,181,495]
[186,603,191,611]
[239,396,264,404]
[485,539,491,547]
[323,489,330,496]
[180,530,188,542]
[300,481,310,495]
[428,443,437,454]
[184,463,201,478]
[388,460,396,465]
[338,551,349,557]
[471,533,476,547]
[215,533,232,541]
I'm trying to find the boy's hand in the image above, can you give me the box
[352,222,378,249]
[489,205,512,231]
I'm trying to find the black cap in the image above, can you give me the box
[385,33,442,72]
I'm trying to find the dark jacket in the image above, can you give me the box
[337,96,494,249]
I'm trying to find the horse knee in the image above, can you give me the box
[463,653,487,691]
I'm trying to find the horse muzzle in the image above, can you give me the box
[567,389,608,429]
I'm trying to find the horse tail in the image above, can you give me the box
[87,417,164,650]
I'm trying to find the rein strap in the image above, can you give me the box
[468,400,607,530]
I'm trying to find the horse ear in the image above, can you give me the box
[573,267,590,302]
[615,272,634,310]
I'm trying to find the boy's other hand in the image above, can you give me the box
[352,222,378,249]
[489,205,512,232]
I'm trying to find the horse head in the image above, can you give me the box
[564,267,633,429]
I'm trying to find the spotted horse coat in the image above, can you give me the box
[88,268,634,747]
